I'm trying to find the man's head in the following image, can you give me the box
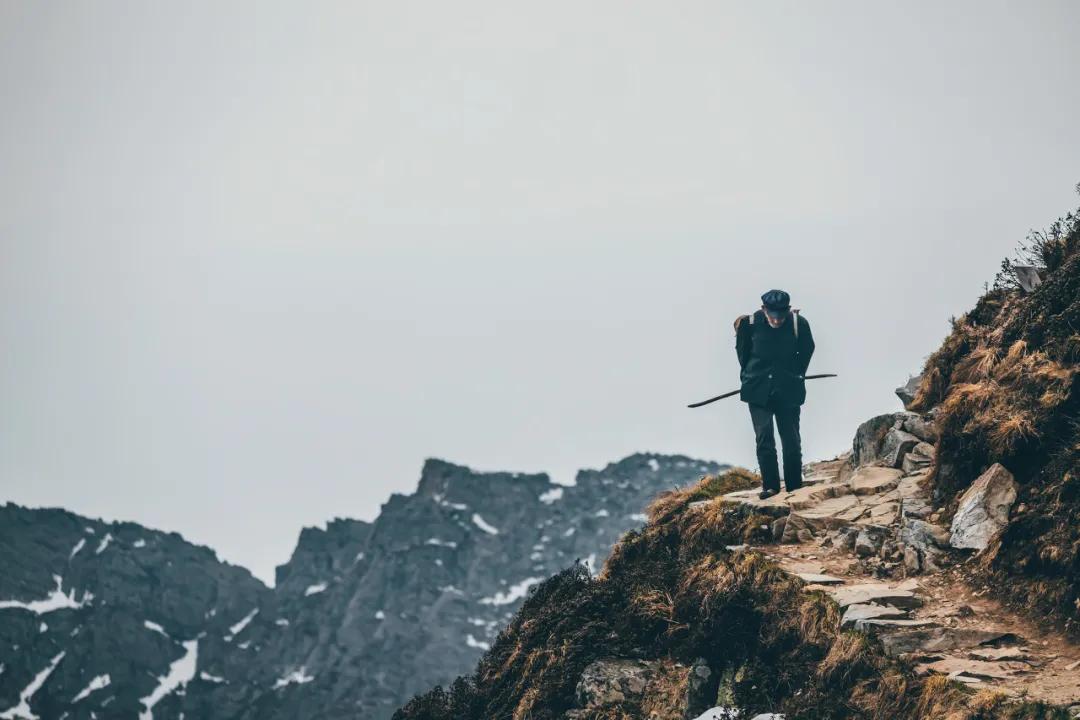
[761,289,791,328]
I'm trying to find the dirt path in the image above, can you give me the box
[718,453,1080,707]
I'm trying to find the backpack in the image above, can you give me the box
[736,309,801,338]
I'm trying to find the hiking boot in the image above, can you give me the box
[758,488,780,500]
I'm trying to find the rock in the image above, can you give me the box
[576,659,661,708]
[849,466,903,496]
[879,627,1010,657]
[968,646,1033,662]
[901,442,935,474]
[896,375,923,410]
[915,657,1022,680]
[901,414,937,442]
[829,527,858,551]
[840,603,909,627]
[949,464,1019,551]
[852,413,911,467]
[900,496,932,521]
[854,618,939,633]
[782,495,862,542]
[898,517,951,574]
[797,573,845,585]
[684,658,716,719]
[829,582,922,610]
[1013,265,1044,293]
[881,428,922,469]
[771,516,787,542]
[855,529,883,557]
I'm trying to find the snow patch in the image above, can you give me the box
[647,458,661,472]
[690,709,741,720]
[479,577,543,606]
[274,618,290,627]
[471,514,499,535]
[0,575,92,614]
[133,539,147,548]
[38,622,47,634]
[353,551,365,564]
[304,583,327,597]
[0,651,65,719]
[538,487,564,504]
[228,608,259,636]
[144,621,168,637]
[72,674,111,703]
[563,527,576,537]
[465,634,490,651]
[594,509,609,518]
[273,667,314,689]
[95,533,113,555]
[69,539,86,559]
[628,513,648,523]
[199,671,224,684]
[425,538,457,549]
[374,610,385,620]
[139,640,197,720]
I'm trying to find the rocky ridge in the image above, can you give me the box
[0,453,725,719]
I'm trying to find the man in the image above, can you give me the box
[734,289,815,500]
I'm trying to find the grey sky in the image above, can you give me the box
[2,1,1078,584]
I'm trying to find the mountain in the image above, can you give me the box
[392,195,1080,720]
[0,453,726,719]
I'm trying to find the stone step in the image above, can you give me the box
[915,657,1029,681]
[828,582,923,610]
[840,603,910,628]
[796,572,845,585]
[880,627,1013,657]
[849,466,903,496]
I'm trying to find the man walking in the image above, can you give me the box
[734,289,815,499]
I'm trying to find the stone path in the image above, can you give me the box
[715,452,1080,708]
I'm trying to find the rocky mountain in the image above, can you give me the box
[0,453,725,720]
[392,194,1080,720]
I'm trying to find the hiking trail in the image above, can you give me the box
[715,451,1080,707]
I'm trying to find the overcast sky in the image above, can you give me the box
[2,1,1078,584]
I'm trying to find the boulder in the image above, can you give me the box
[895,375,923,410]
[881,428,921,469]
[949,464,1019,551]
[902,416,938,443]
[1013,265,1044,293]
[852,414,907,467]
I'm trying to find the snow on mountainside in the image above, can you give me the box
[0,453,725,719]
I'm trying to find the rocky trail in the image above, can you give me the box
[714,422,1080,710]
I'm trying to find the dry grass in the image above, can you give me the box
[646,467,760,524]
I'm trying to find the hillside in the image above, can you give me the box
[394,197,1080,720]
[0,454,724,719]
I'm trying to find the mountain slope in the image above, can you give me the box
[0,453,724,719]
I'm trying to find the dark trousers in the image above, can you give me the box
[748,398,803,492]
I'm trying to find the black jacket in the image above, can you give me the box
[735,310,815,406]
